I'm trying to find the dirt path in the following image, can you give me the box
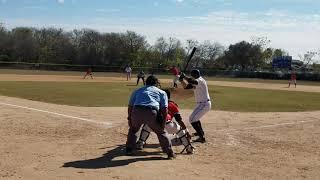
[1,74,320,93]
[1,96,320,179]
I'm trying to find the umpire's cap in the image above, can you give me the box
[191,69,201,79]
[146,75,159,86]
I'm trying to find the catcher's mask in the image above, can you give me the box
[146,75,159,86]
[191,69,200,79]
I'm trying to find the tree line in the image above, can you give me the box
[0,24,292,71]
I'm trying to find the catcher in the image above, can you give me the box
[136,89,194,154]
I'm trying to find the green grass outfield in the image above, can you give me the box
[0,81,319,112]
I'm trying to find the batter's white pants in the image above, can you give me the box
[173,75,180,85]
[189,101,211,123]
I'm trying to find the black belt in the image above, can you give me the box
[134,105,158,111]
[197,99,211,103]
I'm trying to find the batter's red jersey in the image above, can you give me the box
[86,68,92,74]
[166,100,180,122]
[170,67,180,76]
[291,73,296,80]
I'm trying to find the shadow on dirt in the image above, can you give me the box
[126,84,138,86]
[62,145,166,169]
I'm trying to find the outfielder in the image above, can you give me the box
[136,89,194,154]
[179,69,211,143]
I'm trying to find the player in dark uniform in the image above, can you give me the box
[136,70,145,85]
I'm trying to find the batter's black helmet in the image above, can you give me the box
[146,75,159,86]
[191,69,200,79]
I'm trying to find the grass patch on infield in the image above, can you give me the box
[0,81,319,112]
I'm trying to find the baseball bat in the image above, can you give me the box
[183,47,197,72]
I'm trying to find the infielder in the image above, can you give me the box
[179,69,211,143]
[125,65,132,81]
[169,66,180,88]
[136,89,194,154]
[288,71,297,88]
[83,67,93,79]
[136,70,145,85]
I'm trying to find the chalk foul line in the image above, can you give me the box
[217,118,320,132]
[0,102,111,126]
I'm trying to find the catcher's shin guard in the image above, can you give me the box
[176,129,194,154]
[136,124,151,150]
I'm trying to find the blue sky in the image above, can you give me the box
[1,0,320,59]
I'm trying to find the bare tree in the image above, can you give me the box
[299,51,317,64]
[250,36,271,49]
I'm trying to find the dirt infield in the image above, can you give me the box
[1,73,320,179]
[1,73,320,93]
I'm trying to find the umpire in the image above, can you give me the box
[126,75,176,159]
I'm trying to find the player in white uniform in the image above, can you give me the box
[179,69,211,143]
[125,65,132,81]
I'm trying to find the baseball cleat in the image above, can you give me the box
[193,137,206,143]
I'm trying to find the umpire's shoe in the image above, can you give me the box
[125,147,135,156]
[136,141,144,151]
[167,152,177,160]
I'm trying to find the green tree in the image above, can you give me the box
[0,24,11,60]
[224,41,264,71]
[273,49,288,58]
[11,27,39,62]
[121,31,148,66]
[34,28,75,64]
[194,40,224,69]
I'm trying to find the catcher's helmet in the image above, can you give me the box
[191,69,201,79]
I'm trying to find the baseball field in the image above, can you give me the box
[1,69,320,180]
